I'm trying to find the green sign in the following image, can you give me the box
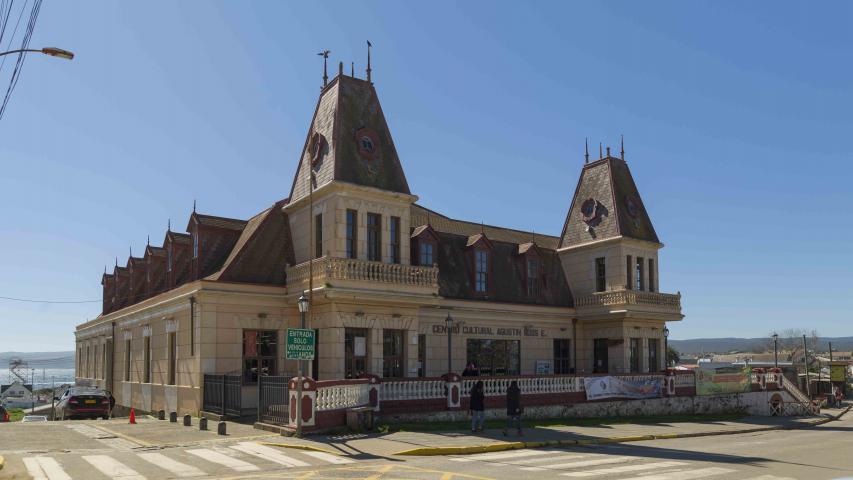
[286,328,316,360]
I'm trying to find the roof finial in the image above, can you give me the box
[129,246,132,258]
[115,257,118,267]
[168,218,171,232]
[481,221,485,234]
[606,146,611,158]
[338,61,343,76]
[620,134,625,160]
[366,40,372,83]
[351,62,354,77]
[584,138,589,164]
[317,49,330,88]
[193,199,196,213]
[147,235,150,247]
[104,265,107,275]
[599,143,603,159]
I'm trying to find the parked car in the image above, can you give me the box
[53,387,110,420]
[21,415,48,422]
[0,405,8,422]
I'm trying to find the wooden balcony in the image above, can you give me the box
[286,256,439,297]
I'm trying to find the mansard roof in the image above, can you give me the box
[410,204,572,307]
[289,74,411,203]
[145,245,166,257]
[559,155,659,248]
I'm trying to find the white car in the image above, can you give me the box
[21,415,48,422]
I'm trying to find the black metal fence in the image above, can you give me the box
[258,375,290,425]
[203,374,242,417]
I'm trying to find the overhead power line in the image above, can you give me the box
[0,295,100,304]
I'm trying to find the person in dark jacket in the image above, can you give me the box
[462,363,479,376]
[469,380,485,432]
[503,380,522,436]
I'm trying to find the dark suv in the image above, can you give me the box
[53,387,110,420]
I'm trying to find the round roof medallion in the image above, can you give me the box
[355,127,380,161]
[580,198,602,225]
[310,132,326,169]
[624,195,640,219]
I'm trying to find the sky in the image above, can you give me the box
[0,1,851,352]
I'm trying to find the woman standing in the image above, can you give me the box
[503,380,522,436]
[469,380,485,433]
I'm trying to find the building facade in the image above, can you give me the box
[75,71,683,414]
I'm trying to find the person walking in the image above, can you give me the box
[469,380,485,433]
[463,363,479,377]
[503,380,522,436]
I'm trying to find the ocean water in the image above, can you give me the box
[5,368,76,389]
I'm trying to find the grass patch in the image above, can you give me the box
[384,413,747,433]
[6,408,26,422]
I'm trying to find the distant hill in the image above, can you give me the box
[0,351,74,369]
[670,337,853,355]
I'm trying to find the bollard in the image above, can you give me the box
[217,421,227,436]
[158,410,165,420]
[183,414,191,427]
[199,417,208,431]
[169,411,177,423]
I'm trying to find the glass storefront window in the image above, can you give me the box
[383,329,404,378]
[243,330,277,382]
[466,339,520,376]
[345,328,368,379]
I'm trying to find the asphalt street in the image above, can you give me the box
[0,411,850,480]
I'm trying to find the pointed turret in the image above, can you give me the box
[288,74,411,203]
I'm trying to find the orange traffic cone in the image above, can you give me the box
[129,408,136,424]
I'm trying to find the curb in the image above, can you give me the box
[392,407,850,456]
[260,442,342,455]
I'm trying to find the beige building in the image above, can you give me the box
[75,70,683,415]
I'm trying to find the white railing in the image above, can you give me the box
[576,289,681,310]
[461,376,586,397]
[287,256,439,288]
[315,383,370,411]
[673,373,696,387]
[765,372,780,384]
[381,379,446,401]
[781,376,814,407]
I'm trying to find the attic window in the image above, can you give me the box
[355,128,379,160]
[360,136,374,153]
[526,258,540,297]
[474,250,489,293]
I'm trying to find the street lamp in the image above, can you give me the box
[296,293,309,437]
[663,326,670,368]
[772,333,779,368]
[0,47,74,60]
[445,314,454,374]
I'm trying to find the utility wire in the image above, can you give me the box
[0,0,41,120]
[0,295,100,304]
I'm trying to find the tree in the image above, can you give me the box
[667,345,681,366]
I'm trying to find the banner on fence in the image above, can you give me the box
[695,368,751,395]
[584,376,662,400]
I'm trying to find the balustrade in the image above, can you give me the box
[287,256,439,289]
[576,289,681,310]
[315,382,370,411]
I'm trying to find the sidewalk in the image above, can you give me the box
[263,405,851,458]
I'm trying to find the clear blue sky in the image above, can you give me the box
[1,1,851,352]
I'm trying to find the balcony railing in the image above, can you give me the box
[575,289,682,311]
[286,256,439,290]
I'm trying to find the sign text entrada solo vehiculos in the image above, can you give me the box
[286,328,316,361]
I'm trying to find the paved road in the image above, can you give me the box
[1,412,851,479]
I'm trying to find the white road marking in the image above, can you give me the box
[450,449,556,462]
[138,452,206,477]
[82,455,146,479]
[229,442,310,467]
[302,451,354,464]
[561,461,688,477]
[511,454,588,465]
[65,424,139,450]
[619,467,737,480]
[520,456,633,471]
[23,457,72,480]
[186,448,260,472]
[740,476,797,480]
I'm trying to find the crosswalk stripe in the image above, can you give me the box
[450,449,556,462]
[138,452,206,478]
[23,457,72,480]
[561,461,688,477]
[229,442,310,467]
[186,448,260,472]
[619,467,737,480]
[511,454,587,465]
[520,456,632,471]
[82,455,146,480]
[302,451,354,464]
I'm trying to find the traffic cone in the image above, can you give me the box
[129,408,136,424]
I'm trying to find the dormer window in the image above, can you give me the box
[474,250,489,293]
[526,258,539,297]
[518,242,542,298]
[420,243,434,266]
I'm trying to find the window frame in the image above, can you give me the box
[419,242,434,266]
[553,339,571,374]
[648,338,660,372]
[474,249,489,293]
[242,329,278,383]
[595,257,606,292]
[636,257,644,291]
[648,258,655,293]
[345,210,358,259]
[389,216,401,264]
[629,337,641,373]
[124,338,131,382]
[143,336,151,384]
[167,331,177,385]
[314,213,323,259]
[626,255,632,290]
[366,213,382,262]
[382,329,405,378]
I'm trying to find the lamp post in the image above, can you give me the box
[772,333,779,368]
[0,47,74,59]
[445,314,453,374]
[296,293,309,438]
[663,327,670,368]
